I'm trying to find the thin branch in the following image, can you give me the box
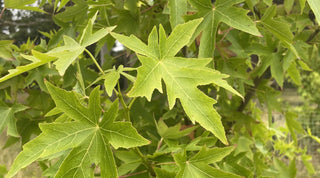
[0,7,5,20]
[156,138,163,151]
[140,2,162,14]
[237,70,269,112]
[306,27,320,43]
[0,19,53,26]
[84,48,105,75]
[133,148,155,176]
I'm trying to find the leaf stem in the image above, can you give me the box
[128,97,137,110]
[76,60,86,94]
[133,147,155,176]
[84,48,105,75]
[117,82,130,122]
[0,7,5,20]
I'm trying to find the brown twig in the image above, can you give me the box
[140,2,162,14]
[0,7,6,20]
[237,70,269,112]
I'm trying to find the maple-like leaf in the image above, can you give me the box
[48,12,116,75]
[7,82,149,178]
[185,0,261,57]
[0,104,28,137]
[111,19,242,144]
[0,50,57,83]
[174,146,242,177]
[0,13,115,83]
[259,5,299,59]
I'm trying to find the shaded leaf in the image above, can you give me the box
[174,151,241,178]
[168,0,187,28]
[0,50,57,83]
[186,0,261,57]
[0,104,28,137]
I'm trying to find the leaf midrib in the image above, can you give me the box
[161,63,219,135]
[53,92,95,125]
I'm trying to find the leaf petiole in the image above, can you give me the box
[84,48,105,75]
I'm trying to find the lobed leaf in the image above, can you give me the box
[113,19,243,144]
[186,0,261,57]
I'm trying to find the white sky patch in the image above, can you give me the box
[112,40,124,52]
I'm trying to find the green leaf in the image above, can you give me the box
[46,20,115,75]
[0,40,14,60]
[0,104,28,137]
[299,0,306,13]
[270,53,284,88]
[284,0,294,14]
[54,0,88,22]
[115,150,141,176]
[260,6,299,58]
[307,0,320,24]
[156,119,197,140]
[174,151,242,178]
[285,112,305,143]
[168,0,187,28]
[7,122,95,178]
[4,0,44,12]
[112,19,243,144]
[186,0,261,57]
[0,18,115,81]
[7,83,148,178]
[301,153,315,175]
[189,146,235,164]
[0,50,57,83]
[46,82,96,125]
[274,158,296,178]
[0,165,7,177]
[154,167,176,178]
[287,62,301,85]
[54,0,70,12]
[307,128,320,144]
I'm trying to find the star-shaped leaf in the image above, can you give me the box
[111,19,242,144]
[0,104,28,137]
[48,12,116,75]
[259,5,299,58]
[0,13,115,83]
[174,146,242,178]
[186,0,261,57]
[7,82,149,178]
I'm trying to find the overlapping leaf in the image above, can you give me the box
[168,0,187,28]
[0,104,28,137]
[174,146,241,177]
[7,83,149,178]
[0,50,57,83]
[111,19,242,144]
[185,0,261,57]
[48,13,116,75]
[259,5,299,58]
[0,40,14,60]
[0,13,115,82]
